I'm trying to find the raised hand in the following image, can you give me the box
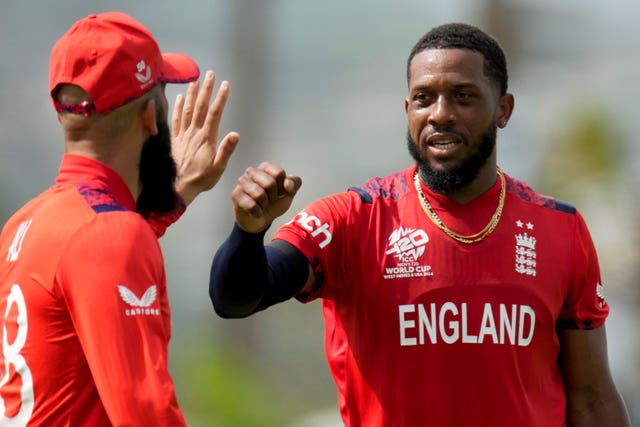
[232,162,302,233]
[171,70,239,206]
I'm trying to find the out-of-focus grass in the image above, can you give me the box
[174,343,290,427]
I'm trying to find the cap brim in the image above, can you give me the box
[159,52,200,84]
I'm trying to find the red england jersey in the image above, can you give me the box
[273,164,608,427]
[0,154,186,426]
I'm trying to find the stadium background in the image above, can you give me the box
[1,1,638,425]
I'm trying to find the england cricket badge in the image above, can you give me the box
[514,220,537,276]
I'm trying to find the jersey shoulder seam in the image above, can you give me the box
[506,176,576,214]
[75,184,128,213]
[347,170,409,204]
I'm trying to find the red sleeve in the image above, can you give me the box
[559,211,609,330]
[145,193,186,237]
[56,211,186,426]
[273,191,359,302]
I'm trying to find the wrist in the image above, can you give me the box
[174,178,200,207]
[233,222,271,237]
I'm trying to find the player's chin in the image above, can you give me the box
[424,157,463,175]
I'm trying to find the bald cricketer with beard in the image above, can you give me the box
[0,11,238,426]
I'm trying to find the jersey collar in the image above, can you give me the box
[55,153,136,211]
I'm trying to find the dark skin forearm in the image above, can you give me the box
[559,327,631,427]
[565,394,630,427]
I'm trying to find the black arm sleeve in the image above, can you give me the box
[209,223,310,318]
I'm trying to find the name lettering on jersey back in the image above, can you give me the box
[399,302,535,347]
[288,210,332,248]
[6,220,32,263]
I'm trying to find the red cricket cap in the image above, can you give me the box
[49,11,200,115]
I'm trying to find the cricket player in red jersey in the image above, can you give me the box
[209,23,631,426]
[0,11,238,426]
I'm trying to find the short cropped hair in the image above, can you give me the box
[407,23,508,95]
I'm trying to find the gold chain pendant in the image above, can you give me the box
[413,169,506,244]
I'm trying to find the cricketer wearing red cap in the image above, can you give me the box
[0,11,239,426]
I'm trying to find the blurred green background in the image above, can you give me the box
[1,1,639,425]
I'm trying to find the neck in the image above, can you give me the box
[414,167,506,244]
[420,158,499,204]
[61,108,147,201]
[65,137,143,200]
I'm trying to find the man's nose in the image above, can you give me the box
[428,95,455,126]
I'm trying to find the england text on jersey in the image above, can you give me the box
[399,302,535,346]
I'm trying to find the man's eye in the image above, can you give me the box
[414,93,431,104]
[456,92,472,101]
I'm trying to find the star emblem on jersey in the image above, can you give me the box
[514,219,537,276]
[118,284,160,316]
[383,226,434,279]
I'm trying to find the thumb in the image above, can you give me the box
[283,175,302,196]
[214,132,240,167]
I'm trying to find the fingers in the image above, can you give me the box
[232,163,302,233]
[254,162,302,199]
[234,163,299,209]
[170,68,243,206]
[173,70,230,143]
[176,70,228,134]
[283,175,303,195]
[192,71,216,126]
[238,164,283,209]
[171,93,185,140]
[202,80,231,139]
[259,162,304,200]
[232,177,270,227]
[180,78,200,131]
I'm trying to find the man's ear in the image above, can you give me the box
[497,93,515,129]
[142,98,159,136]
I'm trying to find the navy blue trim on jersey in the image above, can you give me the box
[348,171,408,205]
[90,204,127,213]
[76,186,127,214]
[552,199,576,214]
[348,186,373,204]
[506,177,577,214]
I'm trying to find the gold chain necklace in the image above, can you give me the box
[413,169,506,244]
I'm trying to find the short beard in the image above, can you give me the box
[136,105,179,219]
[406,123,497,195]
